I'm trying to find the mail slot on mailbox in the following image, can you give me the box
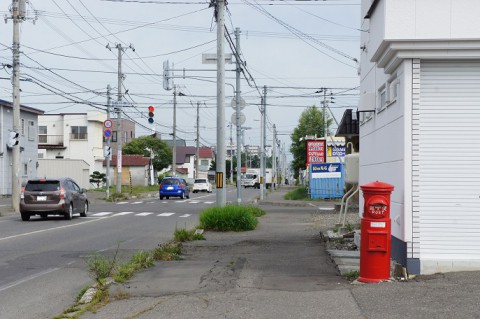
[359,181,394,283]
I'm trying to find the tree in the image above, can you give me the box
[122,135,172,171]
[289,106,332,179]
[89,171,106,188]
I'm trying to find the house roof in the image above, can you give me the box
[0,99,45,115]
[335,109,359,137]
[175,146,214,164]
[105,155,150,167]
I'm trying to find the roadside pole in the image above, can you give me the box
[106,85,111,199]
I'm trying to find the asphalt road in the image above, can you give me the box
[0,187,259,319]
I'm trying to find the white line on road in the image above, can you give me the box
[204,201,214,204]
[0,218,102,242]
[91,212,112,217]
[135,212,153,216]
[0,267,60,292]
[179,214,191,218]
[158,213,175,217]
[131,201,143,205]
[114,212,135,216]
[188,201,199,204]
[116,202,128,205]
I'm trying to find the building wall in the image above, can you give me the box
[361,0,480,274]
[39,112,106,177]
[0,106,40,195]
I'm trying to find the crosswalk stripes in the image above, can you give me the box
[116,200,215,205]
[157,212,175,217]
[90,211,193,218]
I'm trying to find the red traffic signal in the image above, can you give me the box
[148,105,155,124]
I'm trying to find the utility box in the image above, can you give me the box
[344,153,359,184]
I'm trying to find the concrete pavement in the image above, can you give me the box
[69,186,480,319]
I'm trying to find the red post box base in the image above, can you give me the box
[358,276,389,283]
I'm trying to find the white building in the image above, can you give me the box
[359,0,480,275]
[38,112,106,183]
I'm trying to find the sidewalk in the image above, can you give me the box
[73,186,480,319]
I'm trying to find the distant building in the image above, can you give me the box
[38,111,106,182]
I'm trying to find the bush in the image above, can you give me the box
[199,205,265,232]
[284,186,308,200]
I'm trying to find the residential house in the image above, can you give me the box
[164,146,214,182]
[107,154,150,186]
[0,99,44,196]
[38,111,106,186]
[359,0,480,275]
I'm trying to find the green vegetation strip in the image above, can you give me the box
[199,205,266,232]
[284,186,308,200]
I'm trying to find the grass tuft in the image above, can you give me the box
[284,186,308,200]
[199,205,265,231]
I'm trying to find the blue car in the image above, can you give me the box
[159,177,190,200]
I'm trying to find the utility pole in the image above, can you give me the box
[234,27,243,204]
[172,86,177,176]
[195,101,200,179]
[229,122,233,184]
[106,85,111,199]
[273,124,277,190]
[322,89,328,138]
[9,0,26,212]
[108,43,134,194]
[261,85,267,198]
[215,0,226,207]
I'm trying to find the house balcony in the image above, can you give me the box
[38,135,66,149]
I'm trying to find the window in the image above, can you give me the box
[28,121,35,141]
[21,118,25,135]
[71,126,87,140]
[38,126,47,143]
[388,75,399,103]
[377,84,387,112]
[112,131,117,142]
[201,159,209,166]
[23,163,28,175]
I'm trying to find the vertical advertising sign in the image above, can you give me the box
[306,140,326,166]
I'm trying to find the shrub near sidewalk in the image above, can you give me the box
[284,186,308,200]
[199,205,265,232]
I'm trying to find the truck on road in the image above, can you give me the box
[241,168,274,189]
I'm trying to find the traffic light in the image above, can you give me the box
[103,145,111,157]
[148,106,155,124]
[7,131,19,148]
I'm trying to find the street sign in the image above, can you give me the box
[230,97,246,110]
[231,112,246,126]
[104,129,112,138]
[103,119,113,128]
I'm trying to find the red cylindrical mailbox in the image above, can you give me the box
[358,181,394,283]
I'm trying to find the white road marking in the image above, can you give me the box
[0,218,102,242]
[116,202,128,205]
[0,267,60,292]
[179,214,191,218]
[114,212,135,216]
[91,212,112,217]
[158,212,175,217]
[131,201,143,205]
[161,201,168,204]
[135,212,153,216]
[204,201,214,204]
[189,201,199,204]
[175,201,184,203]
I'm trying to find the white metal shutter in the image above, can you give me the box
[413,60,480,260]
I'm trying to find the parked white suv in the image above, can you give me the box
[192,178,213,193]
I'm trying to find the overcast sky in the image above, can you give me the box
[0,0,360,160]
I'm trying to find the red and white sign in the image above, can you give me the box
[103,119,113,128]
[306,140,326,166]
